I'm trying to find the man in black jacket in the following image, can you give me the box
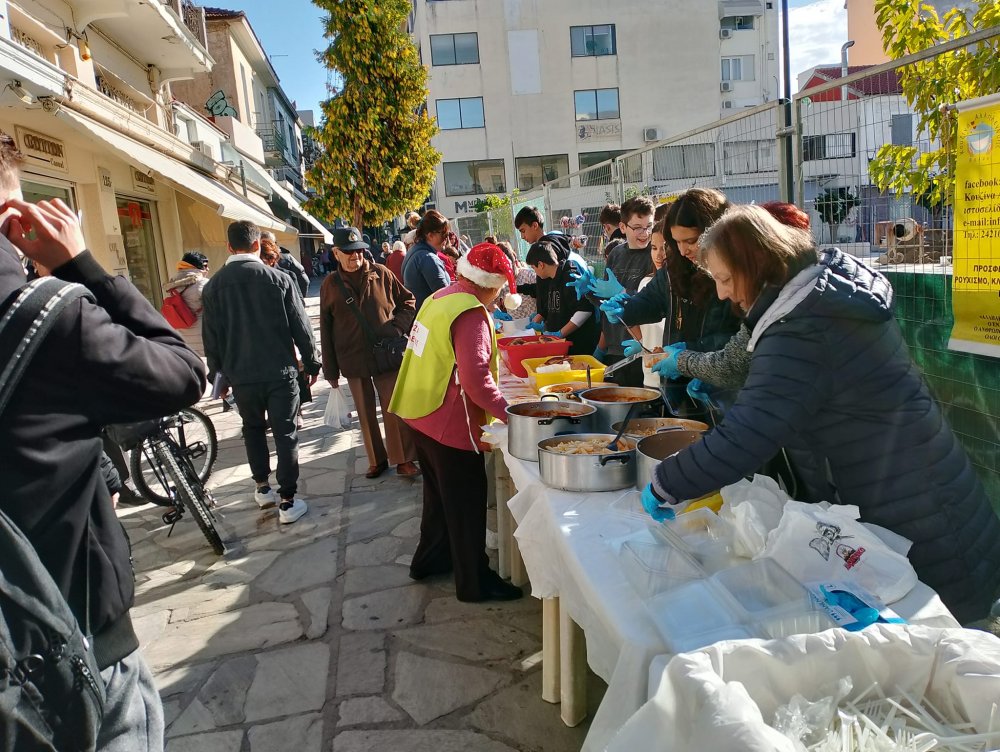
[525,240,598,355]
[203,221,320,524]
[0,138,206,749]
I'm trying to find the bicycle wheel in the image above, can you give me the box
[130,408,218,505]
[155,442,226,555]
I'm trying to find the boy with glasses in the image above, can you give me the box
[595,195,656,387]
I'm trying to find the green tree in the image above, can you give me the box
[815,187,859,243]
[869,0,1000,207]
[306,0,440,228]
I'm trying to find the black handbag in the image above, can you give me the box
[332,272,407,375]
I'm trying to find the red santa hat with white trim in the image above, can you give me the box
[456,242,522,310]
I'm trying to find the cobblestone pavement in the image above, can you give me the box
[121,283,604,752]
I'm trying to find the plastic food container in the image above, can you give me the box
[711,558,811,620]
[620,539,704,598]
[756,606,835,639]
[651,508,741,572]
[497,335,571,378]
[523,355,607,391]
[646,580,743,648]
[500,317,532,337]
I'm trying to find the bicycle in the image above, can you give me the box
[129,407,217,505]
[109,411,226,555]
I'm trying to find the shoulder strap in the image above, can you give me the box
[331,271,379,347]
[0,277,93,419]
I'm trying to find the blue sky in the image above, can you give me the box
[230,0,848,122]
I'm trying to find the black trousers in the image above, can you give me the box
[233,377,300,499]
[409,430,494,601]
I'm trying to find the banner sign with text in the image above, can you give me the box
[951,95,1000,357]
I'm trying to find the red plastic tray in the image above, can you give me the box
[497,335,571,378]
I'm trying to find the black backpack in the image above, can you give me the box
[0,277,107,752]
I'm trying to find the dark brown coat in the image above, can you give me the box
[320,261,416,381]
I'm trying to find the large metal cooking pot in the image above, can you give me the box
[537,433,636,492]
[578,386,661,432]
[506,401,596,461]
[634,430,704,491]
[611,417,709,442]
[537,381,608,402]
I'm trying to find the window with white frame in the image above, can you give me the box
[652,144,717,180]
[721,55,755,81]
[516,154,570,190]
[720,15,755,30]
[436,98,485,129]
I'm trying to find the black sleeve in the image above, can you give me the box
[53,251,207,426]
[284,277,321,375]
[99,451,122,494]
[621,267,670,327]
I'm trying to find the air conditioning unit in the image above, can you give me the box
[720,29,733,40]
[643,127,662,143]
[191,140,212,158]
[720,81,733,92]
[722,100,734,109]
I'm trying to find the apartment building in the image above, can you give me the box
[846,0,975,65]
[408,0,779,218]
[170,6,332,255]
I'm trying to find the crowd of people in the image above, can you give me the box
[2,109,1000,750]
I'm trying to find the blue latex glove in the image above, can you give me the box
[590,268,625,300]
[622,339,643,357]
[493,319,503,333]
[592,347,607,363]
[650,343,688,380]
[819,586,905,632]
[641,483,676,522]
[527,320,546,332]
[543,330,562,337]
[566,260,595,299]
[494,310,513,321]
[686,378,711,403]
[600,291,629,324]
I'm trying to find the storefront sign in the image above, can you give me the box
[950,97,1000,357]
[99,168,114,193]
[15,126,67,173]
[131,168,155,195]
[576,120,622,143]
[107,234,127,269]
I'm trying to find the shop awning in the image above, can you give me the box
[55,108,294,233]
[258,170,334,244]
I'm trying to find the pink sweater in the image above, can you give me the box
[406,281,509,451]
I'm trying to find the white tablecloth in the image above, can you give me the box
[500,437,960,752]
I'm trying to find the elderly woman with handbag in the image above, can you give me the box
[320,226,420,478]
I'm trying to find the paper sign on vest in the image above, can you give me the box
[407,321,429,357]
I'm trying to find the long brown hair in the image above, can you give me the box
[664,188,729,305]
[700,204,818,304]
[414,209,448,243]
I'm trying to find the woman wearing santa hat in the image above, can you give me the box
[389,242,524,602]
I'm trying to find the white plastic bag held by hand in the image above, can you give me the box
[719,475,789,558]
[324,387,352,430]
[763,501,918,603]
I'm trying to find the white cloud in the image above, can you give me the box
[787,0,849,90]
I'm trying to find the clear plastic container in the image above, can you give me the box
[646,580,742,648]
[650,508,741,573]
[668,624,758,654]
[609,490,650,522]
[711,558,811,619]
[619,539,704,598]
[756,606,836,639]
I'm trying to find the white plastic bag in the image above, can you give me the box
[719,475,789,558]
[763,501,918,603]
[323,387,352,429]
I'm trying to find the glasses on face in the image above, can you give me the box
[339,248,365,256]
[626,223,654,235]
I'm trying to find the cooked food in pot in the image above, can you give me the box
[516,407,581,418]
[588,393,652,403]
[542,356,591,369]
[547,438,633,454]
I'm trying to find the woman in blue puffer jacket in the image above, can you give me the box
[646,204,1000,624]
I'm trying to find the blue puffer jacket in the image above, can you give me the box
[652,250,1000,623]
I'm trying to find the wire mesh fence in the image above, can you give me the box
[443,30,999,508]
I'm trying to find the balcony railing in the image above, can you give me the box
[161,0,208,49]
[257,126,287,156]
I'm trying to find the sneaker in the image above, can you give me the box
[254,485,278,509]
[279,498,308,524]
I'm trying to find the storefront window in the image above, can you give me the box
[21,179,75,208]
[116,197,162,307]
